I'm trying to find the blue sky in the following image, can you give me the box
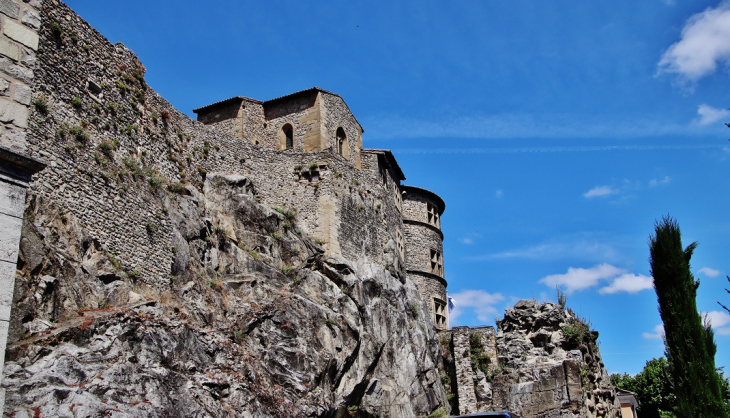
[64,0,730,375]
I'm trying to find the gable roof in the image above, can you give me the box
[265,87,364,133]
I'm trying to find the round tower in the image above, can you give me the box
[401,185,448,330]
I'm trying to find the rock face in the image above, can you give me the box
[5,174,446,417]
[443,301,621,417]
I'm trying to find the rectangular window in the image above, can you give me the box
[430,249,443,276]
[434,297,447,327]
[427,202,440,228]
[396,230,405,261]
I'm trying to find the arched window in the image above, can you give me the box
[336,127,348,159]
[282,123,293,150]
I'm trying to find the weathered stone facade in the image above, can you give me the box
[0,0,44,411]
[441,301,622,417]
[402,185,448,331]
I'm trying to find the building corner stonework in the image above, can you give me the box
[0,0,43,409]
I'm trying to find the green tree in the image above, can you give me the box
[611,358,676,418]
[649,216,728,417]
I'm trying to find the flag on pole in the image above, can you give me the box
[447,296,455,313]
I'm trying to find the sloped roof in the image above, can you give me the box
[362,149,405,181]
[192,96,262,114]
[264,87,364,133]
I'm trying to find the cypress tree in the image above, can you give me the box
[649,216,728,417]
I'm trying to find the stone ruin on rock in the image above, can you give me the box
[0,0,623,416]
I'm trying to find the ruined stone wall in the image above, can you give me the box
[262,92,320,152]
[443,301,622,417]
[320,92,362,168]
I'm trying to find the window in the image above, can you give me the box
[336,127,348,159]
[396,230,405,261]
[282,123,293,150]
[434,297,447,328]
[430,249,443,276]
[427,202,440,228]
[393,183,402,212]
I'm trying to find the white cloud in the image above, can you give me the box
[540,263,625,294]
[643,324,665,340]
[704,310,730,335]
[448,290,505,324]
[697,104,730,125]
[657,2,730,82]
[649,176,671,187]
[459,237,474,245]
[699,267,721,277]
[598,273,654,294]
[495,189,503,198]
[583,186,618,198]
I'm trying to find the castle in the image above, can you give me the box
[193,87,450,331]
[0,1,625,415]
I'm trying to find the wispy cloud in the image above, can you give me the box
[365,112,723,141]
[540,263,653,295]
[643,324,665,340]
[598,273,654,294]
[697,104,730,125]
[657,1,730,83]
[699,267,720,277]
[459,237,474,245]
[389,144,722,155]
[649,176,671,187]
[584,186,618,198]
[705,310,730,336]
[475,238,623,264]
[495,189,503,198]
[448,290,505,324]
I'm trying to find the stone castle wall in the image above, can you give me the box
[24,0,406,292]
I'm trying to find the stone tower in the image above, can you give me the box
[402,186,448,330]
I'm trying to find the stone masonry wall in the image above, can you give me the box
[23,0,405,293]
[195,100,242,140]
[402,189,441,228]
[320,91,362,168]
[0,0,42,410]
[262,92,320,152]
[410,272,447,327]
[0,0,40,154]
[404,221,443,276]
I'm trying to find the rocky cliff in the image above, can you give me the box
[6,173,446,417]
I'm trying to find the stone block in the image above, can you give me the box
[0,98,28,128]
[0,259,17,320]
[0,124,26,152]
[0,178,26,218]
[0,77,9,95]
[20,7,39,30]
[0,0,18,19]
[2,17,38,50]
[11,82,29,104]
[0,212,21,263]
[22,0,41,9]
[0,37,19,61]
[0,56,32,83]
[20,46,34,66]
